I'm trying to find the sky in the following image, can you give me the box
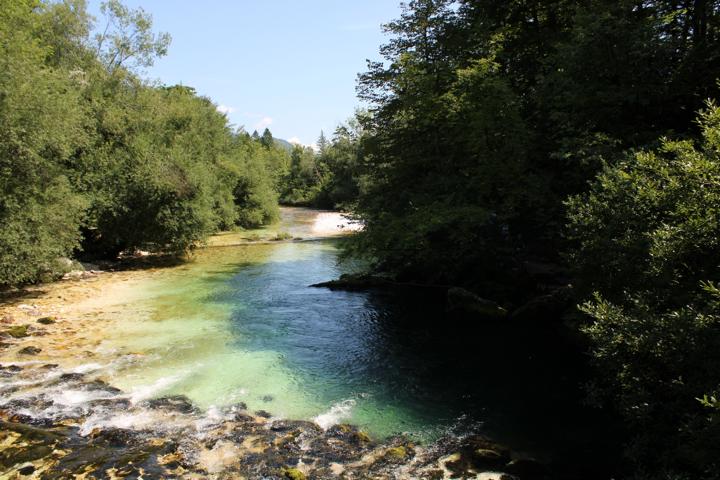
[86,1,402,147]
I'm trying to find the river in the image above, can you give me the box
[0,207,619,478]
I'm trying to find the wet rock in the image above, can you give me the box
[0,364,22,377]
[4,325,29,338]
[353,430,372,444]
[446,287,507,320]
[311,273,393,291]
[383,445,410,463]
[255,410,272,418]
[88,398,131,409]
[59,372,85,382]
[0,445,53,468]
[0,420,65,444]
[41,363,59,369]
[505,458,549,478]
[17,464,36,475]
[85,379,123,394]
[281,466,307,480]
[510,286,573,323]
[145,395,197,414]
[89,428,137,447]
[233,412,256,423]
[423,469,445,480]
[270,419,322,434]
[18,346,41,355]
[9,414,55,428]
[443,435,512,477]
[36,316,56,325]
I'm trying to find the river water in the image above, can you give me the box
[0,207,618,476]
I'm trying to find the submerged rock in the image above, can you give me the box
[270,420,322,434]
[36,316,56,325]
[145,395,197,414]
[4,325,29,338]
[18,346,41,355]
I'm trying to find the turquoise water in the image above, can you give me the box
[96,211,453,440]
[93,208,610,458]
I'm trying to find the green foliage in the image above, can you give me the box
[355,1,720,476]
[94,0,171,72]
[276,122,365,210]
[0,0,283,284]
[280,145,322,205]
[229,133,281,228]
[568,104,720,473]
[352,1,537,286]
[0,0,89,284]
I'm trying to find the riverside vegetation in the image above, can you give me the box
[2,0,720,479]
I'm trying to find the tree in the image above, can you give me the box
[260,127,274,149]
[567,102,720,473]
[94,0,171,72]
[351,0,538,288]
[316,130,329,155]
[0,0,89,285]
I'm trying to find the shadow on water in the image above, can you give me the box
[209,240,624,479]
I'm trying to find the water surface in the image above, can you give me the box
[17,207,614,467]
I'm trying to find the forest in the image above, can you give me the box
[2,0,720,478]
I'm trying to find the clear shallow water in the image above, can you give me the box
[94,210,453,440]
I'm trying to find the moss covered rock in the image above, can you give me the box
[5,325,29,338]
[281,467,306,480]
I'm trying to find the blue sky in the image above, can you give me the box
[86,1,402,147]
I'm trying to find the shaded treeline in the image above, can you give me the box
[345,1,720,478]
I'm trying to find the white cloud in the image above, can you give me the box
[288,137,318,152]
[216,104,235,115]
[254,116,273,131]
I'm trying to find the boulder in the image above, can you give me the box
[446,287,507,320]
[18,346,41,355]
[4,325,29,338]
[145,395,196,414]
[509,286,573,323]
[311,273,392,291]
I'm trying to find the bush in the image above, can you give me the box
[567,102,720,474]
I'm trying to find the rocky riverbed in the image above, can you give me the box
[0,271,553,479]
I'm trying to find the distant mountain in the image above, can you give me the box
[273,137,294,152]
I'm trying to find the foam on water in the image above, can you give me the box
[128,370,194,404]
[55,389,116,406]
[80,409,173,436]
[71,363,105,374]
[313,399,356,429]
